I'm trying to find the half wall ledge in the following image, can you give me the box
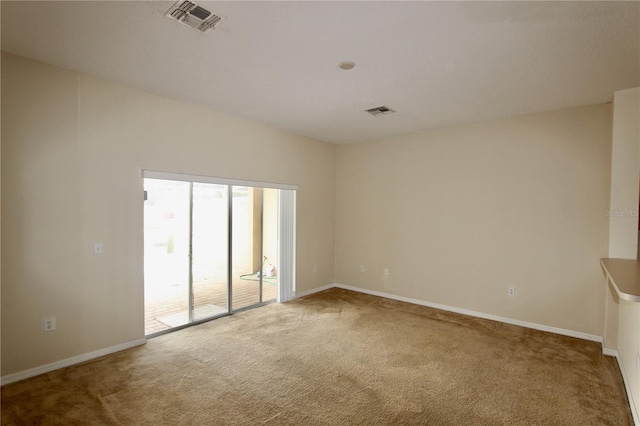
[601,258,640,303]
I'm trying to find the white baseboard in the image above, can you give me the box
[332,283,603,343]
[1,337,147,386]
[294,283,336,299]
[607,349,639,425]
[603,347,619,357]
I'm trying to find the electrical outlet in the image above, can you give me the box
[359,265,365,273]
[43,317,56,332]
[508,286,517,298]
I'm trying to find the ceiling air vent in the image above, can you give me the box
[165,1,224,34]
[365,106,395,116]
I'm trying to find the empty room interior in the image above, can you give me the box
[1,1,640,424]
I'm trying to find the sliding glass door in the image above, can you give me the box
[191,182,229,321]
[144,176,287,336]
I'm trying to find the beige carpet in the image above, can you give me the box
[1,288,633,425]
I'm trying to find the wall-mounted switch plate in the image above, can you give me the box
[94,243,103,255]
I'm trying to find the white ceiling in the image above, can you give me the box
[2,1,639,144]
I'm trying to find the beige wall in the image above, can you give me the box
[605,87,640,416]
[1,54,336,375]
[609,88,640,259]
[335,104,612,336]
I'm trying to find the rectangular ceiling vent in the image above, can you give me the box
[365,106,395,117]
[165,1,224,34]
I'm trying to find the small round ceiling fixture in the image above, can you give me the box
[339,61,356,70]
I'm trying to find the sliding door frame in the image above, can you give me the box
[188,182,195,323]
[143,170,297,336]
[258,189,264,304]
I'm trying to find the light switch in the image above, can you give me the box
[94,243,103,255]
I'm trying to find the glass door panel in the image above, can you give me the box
[191,183,229,321]
[232,186,261,310]
[144,179,191,334]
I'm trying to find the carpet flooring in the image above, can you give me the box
[1,288,633,425]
